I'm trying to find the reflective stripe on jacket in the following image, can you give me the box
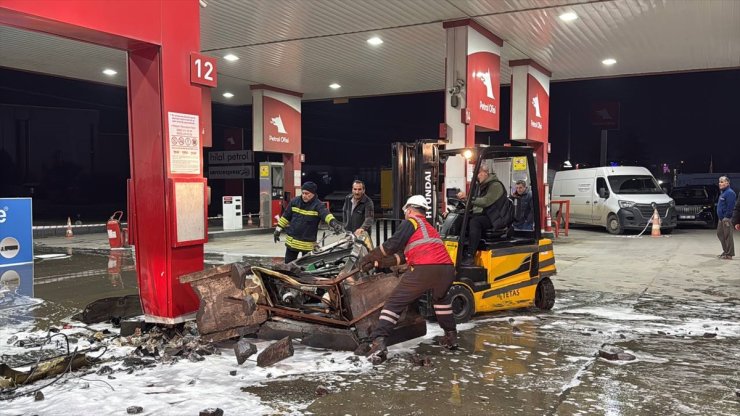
[403,214,452,266]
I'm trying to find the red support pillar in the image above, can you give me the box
[1,0,207,322]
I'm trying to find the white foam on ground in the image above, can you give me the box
[560,307,664,321]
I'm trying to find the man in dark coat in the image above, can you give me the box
[342,180,374,235]
[512,180,534,231]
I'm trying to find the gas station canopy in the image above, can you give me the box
[1,0,739,105]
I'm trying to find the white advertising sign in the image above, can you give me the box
[168,112,200,174]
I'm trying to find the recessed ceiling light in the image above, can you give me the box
[367,37,383,46]
[222,92,234,98]
[329,83,341,89]
[102,68,117,76]
[559,12,578,22]
[223,54,239,62]
[602,58,617,66]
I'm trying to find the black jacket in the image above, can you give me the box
[277,196,337,252]
[342,194,374,232]
[513,189,534,226]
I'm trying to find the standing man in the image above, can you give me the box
[733,191,740,231]
[274,181,344,263]
[356,195,457,361]
[511,180,534,231]
[456,164,507,265]
[342,180,375,236]
[716,176,736,260]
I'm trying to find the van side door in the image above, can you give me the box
[592,177,610,222]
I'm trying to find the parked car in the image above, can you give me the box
[670,185,718,228]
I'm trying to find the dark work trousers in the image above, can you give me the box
[371,264,456,339]
[467,214,492,257]
[285,247,310,263]
[717,218,735,257]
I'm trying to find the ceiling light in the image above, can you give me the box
[223,54,239,62]
[222,92,234,98]
[602,58,617,66]
[102,68,117,76]
[329,83,341,89]
[559,12,578,22]
[367,37,383,46]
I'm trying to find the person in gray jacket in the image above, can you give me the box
[342,180,374,235]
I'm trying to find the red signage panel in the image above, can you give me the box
[262,96,301,154]
[190,52,217,88]
[466,51,500,131]
[526,73,549,142]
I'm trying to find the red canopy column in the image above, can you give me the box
[510,59,552,234]
[0,0,210,322]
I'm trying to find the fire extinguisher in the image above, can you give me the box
[107,211,124,249]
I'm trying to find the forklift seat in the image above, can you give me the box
[483,226,510,242]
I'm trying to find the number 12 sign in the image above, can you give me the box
[190,53,217,88]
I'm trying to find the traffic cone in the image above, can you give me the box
[650,208,661,237]
[65,217,74,238]
[247,213,253,226]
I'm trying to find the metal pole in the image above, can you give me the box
[600,129,608,166]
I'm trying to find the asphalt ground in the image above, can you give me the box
[2,225,738,414]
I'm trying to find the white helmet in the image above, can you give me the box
[403,195,430,211]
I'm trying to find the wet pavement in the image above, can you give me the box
[1,227,739,414]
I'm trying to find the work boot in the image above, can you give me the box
[365,337,388,357]
[437,330,459,350]
[459,255,475,266]
[353,341,372,356]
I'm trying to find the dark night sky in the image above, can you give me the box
[1,67,739,212]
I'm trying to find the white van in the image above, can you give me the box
[551,166,676,234]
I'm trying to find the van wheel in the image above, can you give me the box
[534,277,556,310]
[606,214,623,235]
[447,284,475,324]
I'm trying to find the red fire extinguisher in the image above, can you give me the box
[107,211,124,249]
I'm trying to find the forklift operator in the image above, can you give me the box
[456,164,506,265]
[356,195,458,360]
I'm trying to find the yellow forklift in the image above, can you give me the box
[391,141,556,323]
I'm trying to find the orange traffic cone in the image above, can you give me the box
[248,213,253,226]
[65,217,74,238]
[650,208,661,237]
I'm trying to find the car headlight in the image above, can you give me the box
[619,200,636,208]
[669,200,675,207]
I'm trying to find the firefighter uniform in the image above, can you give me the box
[276,185,342,263]
[361,212,456,342]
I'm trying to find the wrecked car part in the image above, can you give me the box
[179,264,268,343]
[256,337,294,367]
[73,294,143,325]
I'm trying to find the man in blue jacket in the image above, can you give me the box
[716,176,736,260]
[274,181,344,263]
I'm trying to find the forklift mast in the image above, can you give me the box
[391,140,445,221]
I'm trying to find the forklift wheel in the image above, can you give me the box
[448,284,475,323]
[534,277,555,310]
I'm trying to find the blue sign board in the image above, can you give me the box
[0,198,33,266]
